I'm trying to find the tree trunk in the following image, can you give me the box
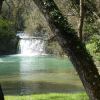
[0,0,5,99]
[33,0,100,99]
[0,0,4,14]
[78,0,84,41]
[0,85,4,100]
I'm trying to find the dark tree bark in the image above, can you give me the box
[0,0,4,14]
[33,0,100,100]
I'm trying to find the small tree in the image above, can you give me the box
[78,0,84,41]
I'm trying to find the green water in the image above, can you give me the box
[0,55,84,95]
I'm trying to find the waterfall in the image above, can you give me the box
[17,33,45,55]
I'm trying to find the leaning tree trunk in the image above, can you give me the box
[33,0,100,100]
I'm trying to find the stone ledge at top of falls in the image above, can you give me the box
[19,36,44,40]
[16,32,47,41]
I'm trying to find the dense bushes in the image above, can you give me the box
[0,18,15,37]
[0,18,19,55]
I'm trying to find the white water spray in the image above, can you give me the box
[17,33,45,56]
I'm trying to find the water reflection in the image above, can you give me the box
[0,55,84,95]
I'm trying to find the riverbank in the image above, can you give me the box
[5,93,88,100]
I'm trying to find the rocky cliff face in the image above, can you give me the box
[0,36,19,55]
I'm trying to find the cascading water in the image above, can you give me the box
[19,39,45,55]
[17,33,45,56]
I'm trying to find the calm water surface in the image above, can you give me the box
[0,55,84,95]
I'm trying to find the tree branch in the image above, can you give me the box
[78,0,85,41]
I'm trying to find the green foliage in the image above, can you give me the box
[84,23,98,35]
[86,35,100,53]
[91,35,100,52]
[0,18,15,38]
[84,21,100,40]
[86,35,100,62]
[86,42,97,54]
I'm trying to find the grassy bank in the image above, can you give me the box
[5,93,89,100]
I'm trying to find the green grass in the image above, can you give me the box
[5,93,89,100]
